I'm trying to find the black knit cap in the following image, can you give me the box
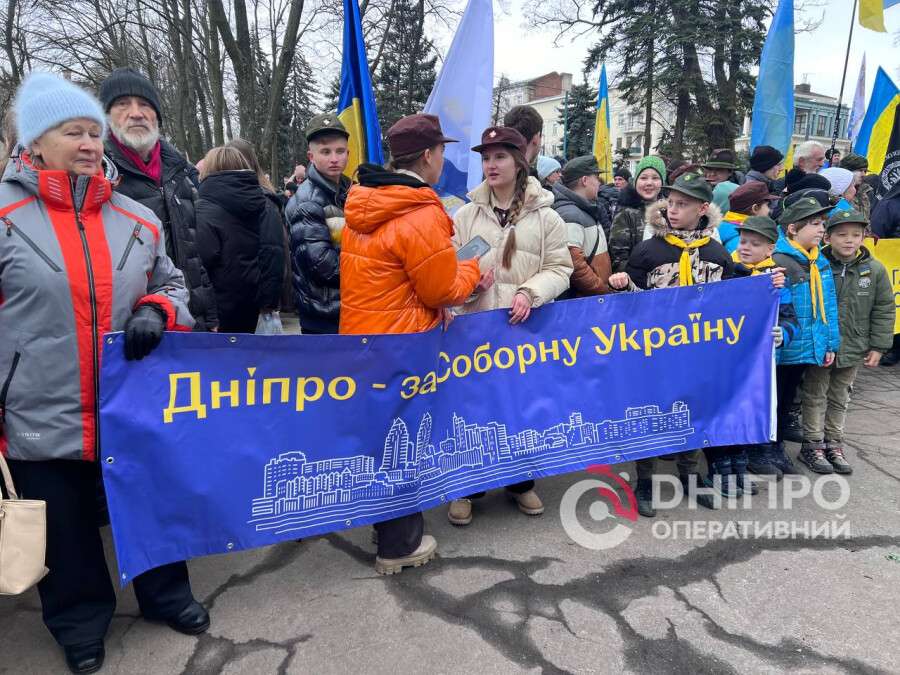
[99,67,163,121]
[784,167,831,194]
[749,145,784,173]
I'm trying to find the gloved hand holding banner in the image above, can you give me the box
[100,275,779,583]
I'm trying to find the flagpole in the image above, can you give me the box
[829,0,859,160]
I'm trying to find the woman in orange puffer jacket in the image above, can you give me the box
[339,113,483,574]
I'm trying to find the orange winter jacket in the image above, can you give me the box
[339,165,480,335]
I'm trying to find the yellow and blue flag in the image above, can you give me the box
[859,0,899,32]
[750,0,794,165]
[592,64,613,178]
[854,67,900,174]
[338,0,383,176]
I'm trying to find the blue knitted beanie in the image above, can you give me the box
[14,72,107,148]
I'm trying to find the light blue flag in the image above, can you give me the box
[750,0,795,155]
[424,0,493,203]
[848,54,866,143]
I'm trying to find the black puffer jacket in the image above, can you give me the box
[285,164,351,333]
[106,137,218,330]
[195,171,286,333]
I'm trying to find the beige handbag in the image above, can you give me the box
[0,454,48,595]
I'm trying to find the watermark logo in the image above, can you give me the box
[560,465,851,550]
[559,465,638,550]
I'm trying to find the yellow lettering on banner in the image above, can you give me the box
[163,372,208,423]
[419,371,438,395]
[436,352,451,383]
[400,376,420,400]
[538,340,560,362]
[473,343,493,373]
[516,344,537,373]
[210,379,240,409]
[452,354,472,378]
[592,326,617,355]
[245,367,257,405]
[725,316,746,345]
[865,237,900,334]
[328,377,357,401]
[561,337,581,366]
[668,324,690,346]
[642,327,666,357]
[689,313,702,342]
[263,378,291,404]
[295,377,325,411]
[493,347,515,369]
[703,319,725,342]
[618,324,640,352]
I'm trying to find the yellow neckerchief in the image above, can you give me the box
[787,238,827,323]
[663,234,711,286]
[724,211,749,224]
[731,250,776,275]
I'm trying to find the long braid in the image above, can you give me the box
[500,153,531,269]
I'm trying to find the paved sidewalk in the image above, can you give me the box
[2,367,898,674]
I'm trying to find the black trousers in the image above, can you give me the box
[776,364,807,442]
[467,479,535,500]
[374,512,424,559]
[6,458,195,647]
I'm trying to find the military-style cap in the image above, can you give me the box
[777,191,833,226]
[826,207,868,231]
[305,113,349,142]
[663,171,714,203]
[471,126,527,155]
[387,113,457,157]
[702,148,737,170]
[561,155,605,184]
[736,215,779,243]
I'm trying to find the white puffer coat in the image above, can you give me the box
[452,177,572,313]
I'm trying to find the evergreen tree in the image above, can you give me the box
[277,53,318,181]
[372,0,437,151]
[557,82,596,160]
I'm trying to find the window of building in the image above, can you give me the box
[795,112,808,135]
[616,137,622,149]
[816,115,828,136]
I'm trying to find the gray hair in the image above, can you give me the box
[794,140,825,161]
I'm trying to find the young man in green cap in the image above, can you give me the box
[702,148,739,187]
[552,155,612,296]
[772,190,841,473]
[609,172,734,515]
[287,113,353,333]
[798,208,895,474]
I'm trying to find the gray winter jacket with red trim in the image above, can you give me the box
[0,151,193,462]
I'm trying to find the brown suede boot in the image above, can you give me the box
[447,498,473,526]
[375,535,437,575]
[511,489,544,515]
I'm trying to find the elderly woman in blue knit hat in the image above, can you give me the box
[0,73,209,674]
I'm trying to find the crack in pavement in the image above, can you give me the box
[179,633,313,675]
[326,533,898,674]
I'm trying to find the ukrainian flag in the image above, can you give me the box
[859,0,899,32]
[592,64,613,178]
[854,67,900,174]
[338,0,383,176]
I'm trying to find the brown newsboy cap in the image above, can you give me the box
[728,180,778,214]
[471,126,527,155]
[386,113,457,157]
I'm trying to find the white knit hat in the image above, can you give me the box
[14,72,107,148]
[819,167,854,198]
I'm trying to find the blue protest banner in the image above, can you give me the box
[100,275,778,582]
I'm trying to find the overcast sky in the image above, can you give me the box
[489,0,898,102]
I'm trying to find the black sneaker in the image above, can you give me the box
[782,407,804,443]
[747,444,782,480]
[635,478,656,517]
[771,442,799,475]
[798,443,833,474]
[825,443,852,474]
[680,472,718,510]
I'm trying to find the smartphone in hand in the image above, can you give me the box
[457,235,491,260]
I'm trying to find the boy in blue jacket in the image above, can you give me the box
[773,190,841,472]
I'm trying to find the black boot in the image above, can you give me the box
[707,456,742,498]
[64,641,105,674]
[166,600,211,635]
[731,449,759,495]
[782,405,804,443]
[680,472,717,510]
[771,441,799,475]
[747,443,782,480]
[635,478,656,517]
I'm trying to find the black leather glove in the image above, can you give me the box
[124,305,166,361]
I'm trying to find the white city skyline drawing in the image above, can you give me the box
[247,402,695,535]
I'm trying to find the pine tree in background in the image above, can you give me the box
[372,0,437,151]
[558,82,597,160]
[278,53,318,182]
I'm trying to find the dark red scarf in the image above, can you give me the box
[111,135,162,185]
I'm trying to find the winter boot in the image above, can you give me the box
[731,449,759,495]
[783,405,804,443]
[680,472,717,510]
[707,456,742,498]
[448,499,473,526]
[511,489,544,516]
[747,444,782,480]
[375,535,437,575]
[635,478,656,518]
[825,441,853,475]
[798,441,833,474]
[771,441,799,475]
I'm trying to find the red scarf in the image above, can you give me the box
[111,135,162,185]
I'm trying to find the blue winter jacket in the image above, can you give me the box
[772,236,841,365]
